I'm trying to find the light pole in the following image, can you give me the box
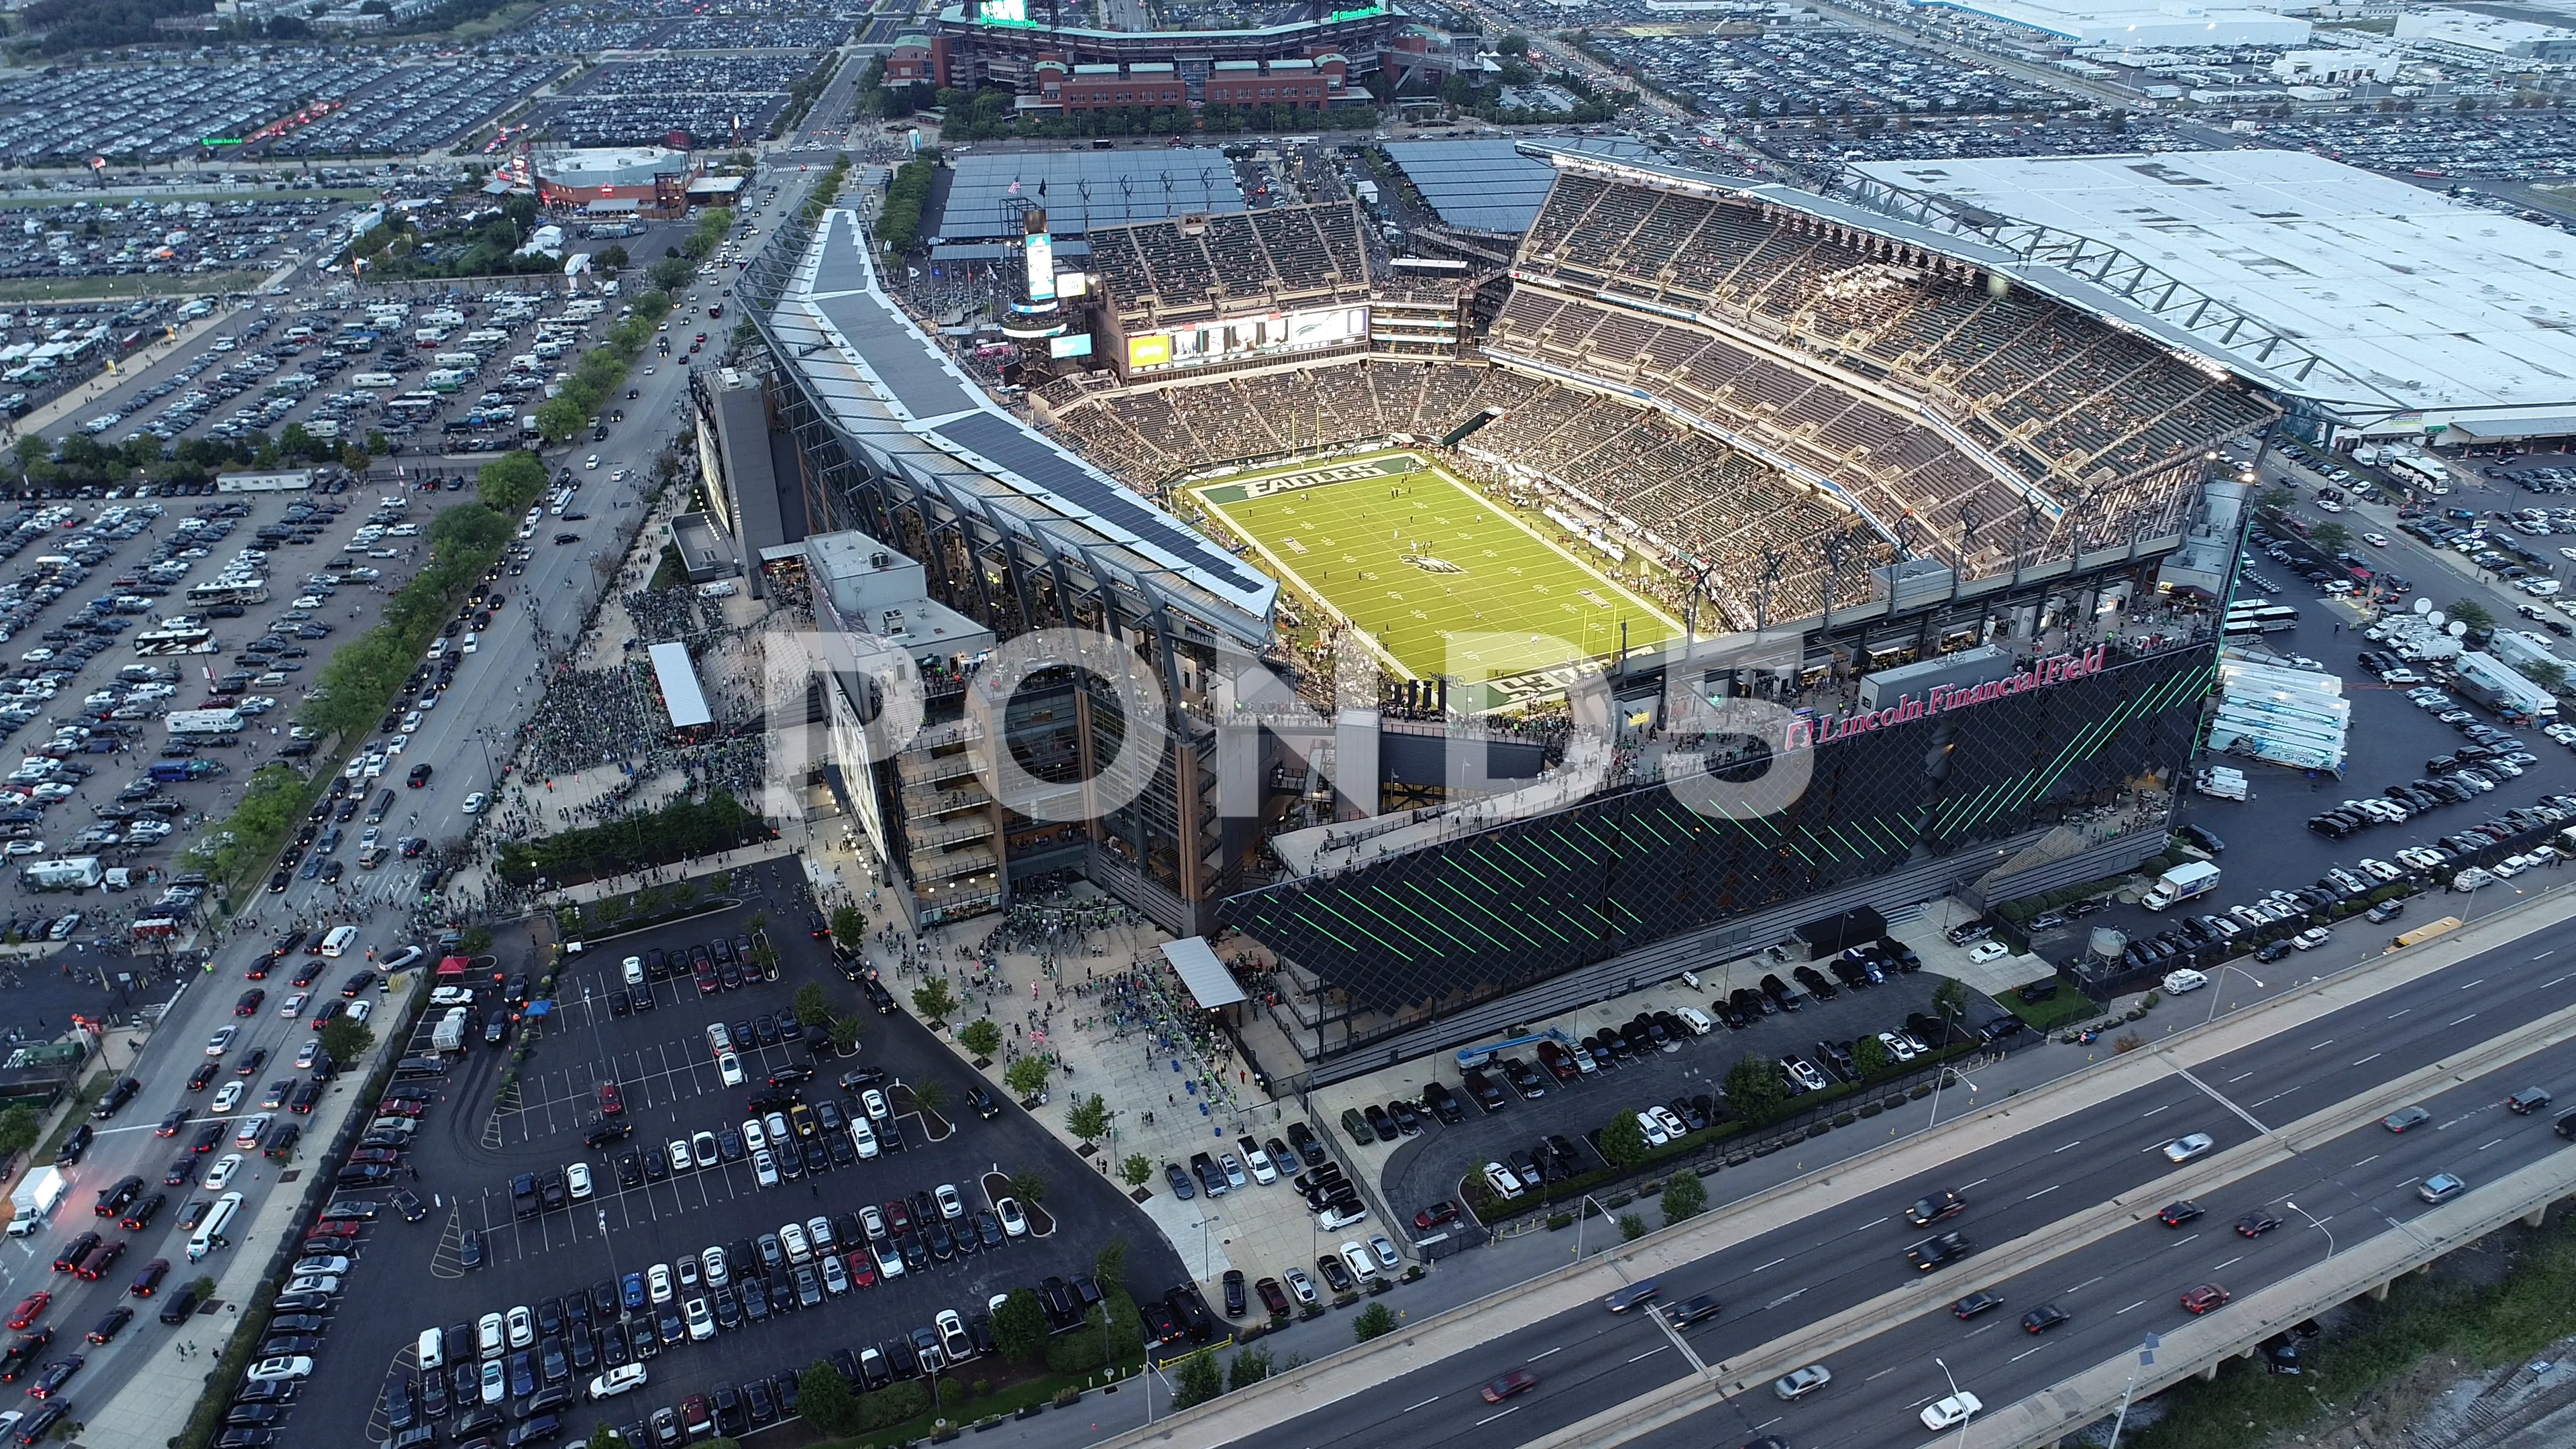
[2104,1333,2162,1449]
[1933,1356,1974,1449]
[1926,1065,1976,1128]
[2204,963,2265,1026]
[2284,1198,2335,1263]
[1572,1191,1611,1263]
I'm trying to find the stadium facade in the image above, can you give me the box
[735,146,2277,1083]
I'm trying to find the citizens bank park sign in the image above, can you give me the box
[1784,645,2109,751]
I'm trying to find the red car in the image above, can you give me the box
[843,1250,875,1290]
[374,1102,426,1119]
[2180,1283,2231,1316]
[1413,1201,1461,1231]
[598,1082,624,1117]
[8,1293,49,1330]
[347,1148,402,1167]
[305,1222,360,1240]
[77,1242,125,1281]
[1482,1369,1538,1404]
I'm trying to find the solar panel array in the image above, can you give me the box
[934,149,1246,240]
[1379,137,1654,234]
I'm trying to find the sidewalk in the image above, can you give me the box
[84,969,422,1448]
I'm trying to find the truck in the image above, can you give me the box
[19,857,101,892]
[6,1166,67,1236]
[2195,766,2249,802]
[2485,630,2561,679]
[431,1008,469,1055]
[166,709,246,737]
[2453,651,2559,722]
[2143,860,2222,911]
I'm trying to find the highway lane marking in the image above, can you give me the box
[1627,1346,1667,1364]
[2228,1071,2257,1083]
[1865,1367,1898,1382]
[2307,1038,2337,1051]
[2171,1234,2201,1248]
[1964,1322,1998,1338]
[2053,1139,2083,1153]
[2010,1343,2050,1362]
[2142,1104,2170,1118]
[1752,1257,1786,1273]
[2539,951,2557,961]
[1474,1407,1520,1426]
[2116,1299,2148,1315]
[2545,975,2573,989]
[2214,1256,2243,1272]
[2026,1185,2060,1201]
[2388,1008,2410,1020]
[1402,1397,1440,1413]
[1858,1217,1888,1230]
[1527,1346,1562,1361]
[1960,1179,1988,1191]
[2065,1276,2104,1295]
[2480,1138,2506,1151]
[2353,1154,2380,1169]
[2355,1053,2382,1067]
[2463,980,2485,990]
[1765,1288,1811,1311]
[2451,1014,2479,1026]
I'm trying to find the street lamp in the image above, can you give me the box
[1933,1356,1974,1449]
[2205,963,2265,1026]
[1572,1191,1611,1263]
[2284,1198,2335,1262]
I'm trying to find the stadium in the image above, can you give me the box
[733,146,2277,1083]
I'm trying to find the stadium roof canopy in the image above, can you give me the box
[763,208,1277,640]
[932,150,1244,241]
[1381,136,1654,233]
[1841,149,2576,435]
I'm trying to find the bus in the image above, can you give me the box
[384,394,437,419]
[2392,916,2464,949]
[185,581,268,608]
[2387,453,2449,492]
[2223,605,2300,635]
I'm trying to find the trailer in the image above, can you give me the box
[6,1166,66,1236]
[431,1008,468,1054]
[19,857,101,892]
[2455,651,2559,722]
[166,709,245,737]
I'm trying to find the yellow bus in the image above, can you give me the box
[2393,916,2464,949]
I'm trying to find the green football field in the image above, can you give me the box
[1191,453,1680,692]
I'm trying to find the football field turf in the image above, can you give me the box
[1191,453,1681,688]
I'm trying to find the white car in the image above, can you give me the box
[567,1163,594,1200]
[1242,1144,1277,1184]
[996,1197,1028,1237]
[1965,942,2010,964]
[933,1183,964,1220]
[205,1026,236,1056]
[245,1355,315,1383]
[1483,1161,1525,1197]
[2163,1133,2215,1163]
[780,1222,812,1263]
[667,1138,693,1172]
[211,1080,246,1113]
[480,1359,505,1404]
[1635,1110,1670,1147]
[507,1305,534,1348]
[1923,1392,1984,1430]
[684,1297,714,1342]
[2361,532,2389,547]
[294,1040,322,1070]
[347,1000,372,1025]
[279,991,310,1017]
[589,1363,647,1400]
[1878,1032,1919,1063]
[2161,968,2208,995]
[203,1153,244,1190]
[741,1118,767,1154]
[752,1150,779,1189]
[463,792,486,815]
[702,1246,729,1287]
[647,1264,673,1304]
[937,1308,973,1361]
[478,1311,504,1357]
[716,1052,743,1087]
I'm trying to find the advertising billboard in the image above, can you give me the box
[1049,334,1095,359]
[1024,231,1057,303]
[1122,306,1366,374]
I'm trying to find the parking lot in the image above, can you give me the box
[532,54,832,148]
[288,897,1195,1447]
[1585,26,2072,124]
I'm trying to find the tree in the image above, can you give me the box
[2528,659,2569,692]
[1931,977,1971,1035]
[1597,1110,1650,1167]
[1618,1212,1649,1242]
[319,1016,375,1067]
[2308,521,2353,553]
[791,981,834,1030]
[829,1018,861,1053]
[1065,1093,1110,1145]
[912,978,958,1022]
[596,245,629,273]
[476,450,547,516]
[0,1105,36,1157]
[1009,1168,1048,1205]
[2448,598,2496,633]
[1498,31,1530,53]
[829,904,865,953]
[1094,1238,1127,1292]
[908,1077,946,1116]
[959,1019,1002,1058]
[649,256,694,293]
[1660,1171,1707,1227]
[587,1426,625,1449]
[1352,1302,1397,1341]
[2257,484,2298,512]
[1004,1055,1051,1099]
[796,1361,862,1434]
[1120,1154,1152,1189]
[992,1288,1050,1363]
[1723,1056,1788,1124]
[1851,1033,1892,1078]
[1173,1350,1225,1408]
[1229,1345,1273,1390]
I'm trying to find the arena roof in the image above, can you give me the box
[1381,136,1654,233]
[1843,149,2576,431]
[932,150,1244,241]
[765,207,1277,640]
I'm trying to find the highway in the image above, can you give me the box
[1214,904,2576,1449]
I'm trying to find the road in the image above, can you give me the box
[1203,901,2576,1449]
[25,161,829,1428]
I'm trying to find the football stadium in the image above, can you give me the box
[737,144,2282,1081]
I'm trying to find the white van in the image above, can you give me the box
[418,1326,445,1371]
[1673,1006,1715,1036]
[186,1191,243,1262]
[321,925,360,958]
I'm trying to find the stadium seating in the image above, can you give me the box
[1083,203,1375,323]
